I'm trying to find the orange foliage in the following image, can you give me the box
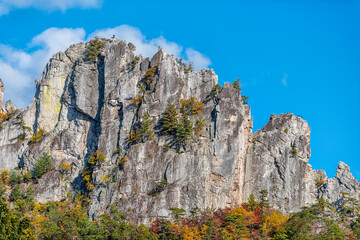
[261,210,289,236]
[127,95,143,108]
[29,128,45,144]
[180,97,204,115]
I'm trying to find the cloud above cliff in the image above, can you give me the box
[0,28,85,106]
[90,25,211,67]
[0,0,102,16]
[0,25,211,108]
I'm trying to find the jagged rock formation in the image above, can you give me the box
[243,113,327,213]
[0,38,358,223]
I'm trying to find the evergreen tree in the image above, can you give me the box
[85,37,104,62]
[175,112,193,145]
[9,185,22,201]
[232,78,241,90]
[161,104,178,135]
[318,221,345,240]
[139,112,153,140]
[259,189,270,210]
[33,152,53,179]
[244,194,258,211]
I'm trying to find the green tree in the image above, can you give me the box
[0,195,33,239]
[33,151,53,179]
[285,208,316,240]
[161,104,179,136]
[9,170,21,185]
[318,221,345,240]
[244,194,258,211]
[85,37,104,62]
[259,189,270,210]
[139,112,153,141]
[242,95,249,104]
[169,207,186,223]
[9,185,22,201]
[175,112,193,146]
[232,78,241,90]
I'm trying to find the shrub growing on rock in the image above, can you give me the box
[33,152,53,179]
[161,104,179,136]
[85,37,104,62]
[29,128,45,145]
[88,150,106,166]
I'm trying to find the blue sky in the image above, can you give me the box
[0,0,359,179]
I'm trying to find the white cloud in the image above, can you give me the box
[282,73,288,87]
[0,27,85,107]
[0,25,211,108]
[91,25,210,67]
[0,0,102,16]
[185,48,211,70]
[90,25,183,58]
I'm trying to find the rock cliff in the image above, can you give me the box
[0,38,358,223]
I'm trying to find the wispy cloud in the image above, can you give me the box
[0,25,211,108]
[0,28,85,106]
[185,48,211,70]
[0,0,102,16]
[90,25,183,58]
[282,73,288,87]
[91,25,211,68]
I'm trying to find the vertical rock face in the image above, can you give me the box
[0,38,253,223]
[243,113,326,213]
[319,162,360,205]
[0,38,358,223]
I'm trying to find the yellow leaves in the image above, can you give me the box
[83,175,90,182]
[261,211,289,235]
[119,154,128,165]
[179,225,201,240]
[88,150,106,166]
[143,67,157,84]
[60,161,71,172]
[0,169,10,184]
[128,130,138,144]
[82,166,94,191]
[86,182,94,191]
[17,132,26,143]
[231,207,254,226]
[127,95,143,108]
[180,97,204,115]
[29,128,45,144]
[33,215,47,228]
[0,112,10,123]
[101,174,110,184]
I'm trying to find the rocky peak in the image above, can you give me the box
[243,113,325,213]
[0,38,358,223]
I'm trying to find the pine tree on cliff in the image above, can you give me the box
[161,104,178,135]
[175,111,193,145]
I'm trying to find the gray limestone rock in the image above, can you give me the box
[0,38,358,224]
[319,162,360,205]
[243,113,327,213]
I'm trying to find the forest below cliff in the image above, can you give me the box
[1,170,359,240]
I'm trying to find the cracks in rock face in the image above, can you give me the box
[211,105,218,140]
[33,81,42,133]
[274,158,285,182]
[116,102,124,151]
